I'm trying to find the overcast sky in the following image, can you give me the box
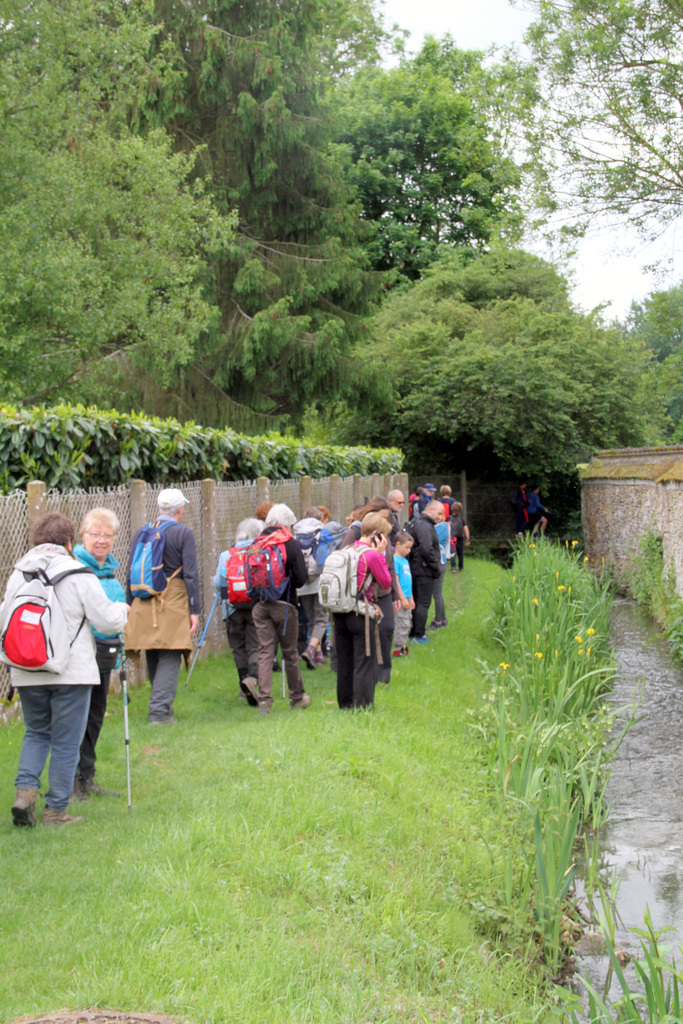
[379,0,683,319]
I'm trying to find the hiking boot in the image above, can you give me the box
[315,650,325,666]
[411,636,429,645]
[42,807,84,827]
[258,702,272,716]
[71,777,88,802]
[82,778,120,797]
[241,675,260,706]
[149,716,179,725]
[427,620,442,630]
[301,645,317,670]
[290,693,312,710]
[12,788,37,827]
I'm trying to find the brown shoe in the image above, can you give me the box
[290,693,312,710]
[42,807,84,827]
[12,788,37,827]
[242,675,260,706]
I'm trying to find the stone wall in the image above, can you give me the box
[581,447,683,592]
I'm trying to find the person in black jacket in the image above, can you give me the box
[408,501,442,643]
[251,504,311,715]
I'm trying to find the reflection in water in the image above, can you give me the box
[574,598,683,1004]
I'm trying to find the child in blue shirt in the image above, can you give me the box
[393,531,415,656]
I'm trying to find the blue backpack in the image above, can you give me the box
[129,519,177,599]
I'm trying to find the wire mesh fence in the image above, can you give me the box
[0,473,407,702]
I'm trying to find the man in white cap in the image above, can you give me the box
[125,488,200,723]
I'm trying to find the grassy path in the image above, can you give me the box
[0,563,553,1024]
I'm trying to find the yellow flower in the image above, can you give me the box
[587,647,591,655]
[572,540,578,547]
[568,586,572,594]
[587,628,595,635]
[578,648,584,655]
[558,585,566,592]
[575,636,583,643]
[529,543,536,549]
[532,597,538,605]
[499,662,510,671]
[554,649,558,657]
[584,556,589,563]
[534,652,543,659]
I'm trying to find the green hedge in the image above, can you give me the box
[0,405,403,492]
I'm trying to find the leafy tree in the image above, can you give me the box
[137,0,388,426]
[626,283,683,429]
[334,36,537,279]
[525,0,683,235]
[333,249,666,482]
[0,0,232,405]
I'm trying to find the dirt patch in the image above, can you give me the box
[10,1012,193,1024]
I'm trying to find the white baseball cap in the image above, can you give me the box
[158,488,188,511]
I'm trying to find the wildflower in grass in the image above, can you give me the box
[532,597,538,605]
[534,652,543,659]
[587,628,595,635]
[529,543,536,549]
[572,540,578,547]
[575,636,583,643]
[584,556,589,563]
[499,662,510,671]
[558,585,566,592]
[587,647,591,655]
[578,647,584,655]
[554,649,558,657]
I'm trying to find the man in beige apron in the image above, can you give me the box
[125,488,200,724]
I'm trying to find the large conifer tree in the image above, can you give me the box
[140,0,385,426]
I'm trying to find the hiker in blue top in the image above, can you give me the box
[527,484,550,537]
[72,508,127,800]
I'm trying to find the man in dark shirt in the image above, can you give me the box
[408,500,442,643]
[251,503,311,715]
[125,488,200,724]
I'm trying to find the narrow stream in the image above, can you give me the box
[573,597,683,1002]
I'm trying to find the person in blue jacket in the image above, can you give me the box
[527,484,550,537]
[72,508,127,799]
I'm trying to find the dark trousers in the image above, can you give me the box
[77,640,119,781]
[375,593,394,684]
[411,575,436,638]
[454,537,464,570]
[334,611,377,709]
[77,669,110,781]
[226,607,258,683]
[146,649,182,721]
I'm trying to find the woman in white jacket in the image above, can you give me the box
[3,514,128,827]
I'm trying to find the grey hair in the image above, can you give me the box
[235,517,263,543]
[387,489,403,502]
[265,503,297,529]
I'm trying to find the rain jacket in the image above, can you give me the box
[0,544,128,687]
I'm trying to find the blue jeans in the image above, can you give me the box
[15,685,92,811]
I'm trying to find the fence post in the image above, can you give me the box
[201,478,219,655]
[460,470,468,521]
[353,474,363,508]
[26,481,46,535]
[330,474,341,523]
[300,475,312,516]
[257,477,270,508]
[129,479,147,534]
[371,473,381,497]
[399,473,410,525]
[383,473,392,497]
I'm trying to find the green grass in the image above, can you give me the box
[0,564,556,1024]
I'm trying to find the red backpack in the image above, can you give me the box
[245,528,291,602]
[221,547,251,605]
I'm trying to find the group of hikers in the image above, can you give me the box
[2,482,467,828]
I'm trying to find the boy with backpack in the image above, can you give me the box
[248,504,311,715]
[213,517,263,706]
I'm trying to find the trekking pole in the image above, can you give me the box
[119,639,132,811]
[185,591,220,689]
